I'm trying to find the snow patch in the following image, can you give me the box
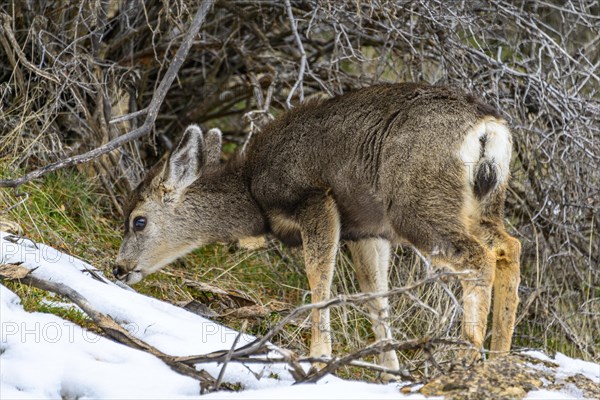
[0,232,423,398]
[1,285,199,399]
[554,353,599,384]
[523,350,599,400]
[523,350,599,384]
[525,389,581,400]
[202,380,432,400]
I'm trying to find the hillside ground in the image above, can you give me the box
[1,168,596,385]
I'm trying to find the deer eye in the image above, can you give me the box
[133,216,147,232]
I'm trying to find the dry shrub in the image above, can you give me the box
[0,0,597,366]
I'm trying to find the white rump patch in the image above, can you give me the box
[460,122,486,164]
[484,120,512,183]
[459,118,512,185]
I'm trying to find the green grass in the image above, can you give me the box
[1,167,122,329]
[0,168,121,265]
[0,166,314,351]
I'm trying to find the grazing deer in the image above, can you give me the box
[114,83,521,375]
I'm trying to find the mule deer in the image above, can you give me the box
[115,83,521,374]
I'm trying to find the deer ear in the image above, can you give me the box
[204,128,222,165]
[163,125,204,192]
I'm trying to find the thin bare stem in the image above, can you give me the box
[284,0,307,108]
[0,0,214,189]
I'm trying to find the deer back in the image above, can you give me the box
[244,83,503,245]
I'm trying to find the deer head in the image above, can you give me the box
[113,125,225,284]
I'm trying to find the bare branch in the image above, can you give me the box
[284,0,307,108]
[0,263,219,393]
[0,13,59,83]
[0,0,214,188]
[175,272,465,365]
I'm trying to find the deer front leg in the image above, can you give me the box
[297,193,340,362]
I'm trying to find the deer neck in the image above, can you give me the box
[194,162,267,243]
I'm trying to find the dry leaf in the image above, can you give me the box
[222,305,269,319]
[0,219,23,235]
[0,263,32,279]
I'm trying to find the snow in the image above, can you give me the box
[522,350,599,399]
[1,285,199,399]
[0,232,419,398]
[202,380,431,400]
[525,389,581,400]
[523,350,599,384]
[553,353,599,384]
[1,231,598,399]
[523,350,553,362]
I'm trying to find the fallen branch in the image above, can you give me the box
[176,272,464,366]
[0,0,214,189]
[1,259,469,387]
[0,263,220,394]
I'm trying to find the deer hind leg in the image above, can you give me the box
[297,193,340,361]
[347,238,400,380]
[387,204,495,357]
[486,224,521,357]
[432,233,496,358]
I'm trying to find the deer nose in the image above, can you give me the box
[112,264,127,279]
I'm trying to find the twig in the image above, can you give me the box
[266,344,308,381]
[215,320,248,390]
[0,0,214,189]
[109,108,149,124]
[0,263,219,393]
[284,0,307,108]
[0,13,59,83]
[0,189,29,215]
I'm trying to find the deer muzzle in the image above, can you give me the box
[112,262,144,285]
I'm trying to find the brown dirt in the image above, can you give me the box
[414,354,599,400]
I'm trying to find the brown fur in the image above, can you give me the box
[116,83,521,371]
